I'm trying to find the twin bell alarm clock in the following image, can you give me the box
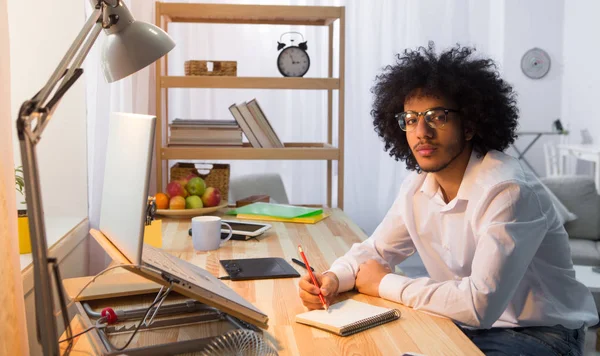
[276,31,310,77]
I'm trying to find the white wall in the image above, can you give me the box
[502,0,565,177]
[8,0,88,222]
[562,0,600,147]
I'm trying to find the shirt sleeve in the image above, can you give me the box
[327,188,416,293]
[378,182,549,328]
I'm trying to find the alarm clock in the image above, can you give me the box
[276,31,310,77]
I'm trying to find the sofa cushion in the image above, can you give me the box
[540,176,600,241]
[569,239,600,266]
[539,182,577,224]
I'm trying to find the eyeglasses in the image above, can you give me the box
[395,107,460,132]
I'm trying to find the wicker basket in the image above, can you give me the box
[171,162,230,201]
[184,60,237,76]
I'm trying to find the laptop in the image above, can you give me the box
[94,112,268,328]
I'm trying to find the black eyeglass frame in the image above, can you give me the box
[394,107,460,132]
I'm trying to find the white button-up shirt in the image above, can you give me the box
[329,150,599,329]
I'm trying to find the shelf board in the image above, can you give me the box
[162,143,339,160]
[159,3,342,26]
[161,76,339,90]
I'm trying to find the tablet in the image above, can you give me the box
[221,220,271,241]
[220,258,300,280]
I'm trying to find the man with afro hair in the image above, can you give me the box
[299,43,598,355]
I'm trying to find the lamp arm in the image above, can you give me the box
[31,6,103,116]
[15,3,112,355]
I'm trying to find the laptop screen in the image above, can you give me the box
[98,112,156,266]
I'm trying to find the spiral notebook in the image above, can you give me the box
[295,299,401,336]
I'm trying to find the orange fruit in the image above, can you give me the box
[155,193,169,209]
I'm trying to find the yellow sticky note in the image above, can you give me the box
[144,219,162,248]
[18,216,31,254]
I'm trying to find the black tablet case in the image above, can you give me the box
[220,257,300,280]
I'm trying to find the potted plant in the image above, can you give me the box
[15,166,31,254]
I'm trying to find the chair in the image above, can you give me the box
[228,173,289,205]
[543,143,567,177]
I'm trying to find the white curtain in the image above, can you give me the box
[0,0,28,353]
[86,0,501,236]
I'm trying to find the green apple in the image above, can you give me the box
[185,195,203,209]
[186,177,206,196]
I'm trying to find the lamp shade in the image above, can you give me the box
[101,2,175,83]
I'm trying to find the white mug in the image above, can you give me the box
[191,216,233,251]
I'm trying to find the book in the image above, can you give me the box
[172,119,238,126]
[226,202,323,219]
[237,102,274,148]
[247,99,284,148]
[295,299,401,336]
[236,212,330,224]
[169,127,243,146]
[228,103,262,148]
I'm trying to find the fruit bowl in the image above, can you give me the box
[155,200,228,218]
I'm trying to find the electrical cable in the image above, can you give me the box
[104,284,173,352]
[58,317,108,344]
[57,263,165,354]
[59,281,173,353]
[60,263,164,314]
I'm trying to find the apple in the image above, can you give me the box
[166,181,186,198]
[174,179,190,197]
[185,172,199,181]
[201,187,221,207]
[169,196,186,210]
[186,177,206,196]
[185,195,203,209]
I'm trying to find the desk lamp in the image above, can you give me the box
[16,1,174,354]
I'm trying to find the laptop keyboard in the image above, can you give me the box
[143,245,198,283]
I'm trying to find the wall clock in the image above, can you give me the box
[521,48,551,79]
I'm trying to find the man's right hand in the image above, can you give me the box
[298,272,339,310]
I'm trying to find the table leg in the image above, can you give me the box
[512,134,543,176]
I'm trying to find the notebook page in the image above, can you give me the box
[296,299,392,329]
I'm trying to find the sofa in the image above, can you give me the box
[540,176,600,266]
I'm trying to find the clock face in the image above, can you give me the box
[277,46,310,77]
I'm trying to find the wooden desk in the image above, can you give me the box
[64,208,483,355]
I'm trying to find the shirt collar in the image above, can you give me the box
[418,148,483,203]
[455,149,483,201]
[419,172,440,199]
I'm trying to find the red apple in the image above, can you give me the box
[166,181,186,198]
[174,179,190,197]
[201,187,221,207]
[185,172,199,181]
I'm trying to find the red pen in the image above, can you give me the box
[298,245,328,310]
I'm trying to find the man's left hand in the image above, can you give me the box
[355,259,392,297]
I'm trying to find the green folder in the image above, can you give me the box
[226,202,322,219]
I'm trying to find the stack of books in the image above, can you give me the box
[169,119,243,146]
[228,99,284,148]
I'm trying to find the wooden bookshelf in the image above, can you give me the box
[162,143,340,160]
[155,2,345,208]
[160,76,340,90]
[158,3,342,26]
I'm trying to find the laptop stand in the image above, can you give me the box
[79,290,262,355]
